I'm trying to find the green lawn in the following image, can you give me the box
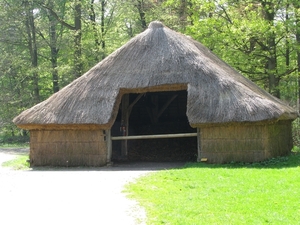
[125,153,300,225]
[1,154,30,170]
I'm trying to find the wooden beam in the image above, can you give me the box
[111,132,197,140]
[127,93,144,115]
[157,94,178,118]
[146,94,178,124]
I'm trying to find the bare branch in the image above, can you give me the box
[278,68,298,78]
[38,3,75,30]
[219,4,233,24]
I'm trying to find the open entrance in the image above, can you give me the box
[110,90,198,162]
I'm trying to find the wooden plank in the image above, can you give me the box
[111,133,197,140]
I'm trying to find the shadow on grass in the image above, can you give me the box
[28,162,186,172]
[28,153,300,172]
[2,147,299,171]
[184,152,300,169]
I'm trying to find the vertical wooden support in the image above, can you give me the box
[121,94,129,158]
[106,129,112,164]
[197,128,201,162]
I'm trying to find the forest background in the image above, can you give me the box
[0,0,299,145]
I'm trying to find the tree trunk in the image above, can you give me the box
[286,4,290,69]
[179,0,187,29]
[267,48,280,98]
[40,1,83,80]
[24,0,40,103]
[101,0,106,59]
[74,0,82,79]
[47,0,59,93]
[136,0,147,30]
[261,1,280,98]
[89,0,101,61]
[295,1,300,111]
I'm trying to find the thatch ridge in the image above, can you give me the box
[13,21,298,129]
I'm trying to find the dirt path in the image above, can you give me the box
[0,148,184,225]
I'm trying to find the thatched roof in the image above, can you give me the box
[13,21,297,130]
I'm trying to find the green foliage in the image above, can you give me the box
[0,132,30,145]
[125,154,300,224]
[292,118,300,147]
[0,0,140,135]
[185,0,299,101]
[292,146,300,153]
[0,0,299,137]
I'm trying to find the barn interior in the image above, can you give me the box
[111,90,197,162]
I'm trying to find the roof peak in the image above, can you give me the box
[148,21,164,29]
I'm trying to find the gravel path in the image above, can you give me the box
[0,148,184,225]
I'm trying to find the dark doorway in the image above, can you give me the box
[111,90,197,162]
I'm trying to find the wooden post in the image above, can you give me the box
[121,94,129,158]
[106,129,112,165]
[119,94,144,160]
[197,128,201,162]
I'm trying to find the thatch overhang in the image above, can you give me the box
[13,21,298,130]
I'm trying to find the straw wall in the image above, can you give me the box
[199,120,293,163]
[29,129,107,166]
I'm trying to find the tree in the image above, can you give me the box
[41,0,83,79]
[0,0,34,134]
[24,0,40,102]
[43,0,61,92]
[88,0,102,61]
[293,0,300,110]
[185,0,298,101]
[1,0,299,138]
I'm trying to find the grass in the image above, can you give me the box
[1,154,30,170]
[125,153,300,225]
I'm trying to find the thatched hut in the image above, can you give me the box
[13,21,298,166]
